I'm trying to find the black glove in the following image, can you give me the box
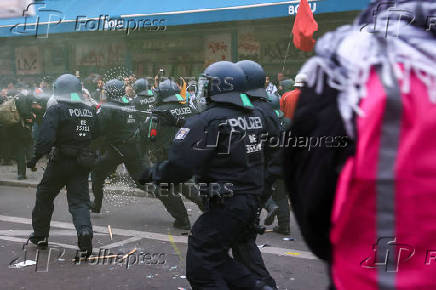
[26,159,37,170]
[138,167,152,185]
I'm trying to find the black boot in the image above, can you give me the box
[27,232,48,248]
[77,229,93,258]
[90,201,101,213]
[264,200,279,226]
[173,217,191,230]
[273,224,291,235]
[255,280,277,290]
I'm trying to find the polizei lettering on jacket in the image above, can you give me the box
[69,108,93,118]
[139,97,156,105]
[170,107,192,116]
[227,116,263,130]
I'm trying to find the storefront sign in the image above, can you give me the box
[288,0,319,15]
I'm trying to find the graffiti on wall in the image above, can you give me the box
[204,33,231,67]
[0,49,11,75]
[75,42,126,66]
[238,30,260,60]
[16,46,41,75]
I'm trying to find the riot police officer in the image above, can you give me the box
[233,60,282,288]
[132,78,156,114]
[237,60,283,222]
[265,92,291,235]
[144,79,202,230]
[132,78,156,163]
[26,74,98,256]
[236,60,282,189]
[140,61,275,289]
[90,79,145,213]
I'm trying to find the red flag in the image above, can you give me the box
[292,0,318,52]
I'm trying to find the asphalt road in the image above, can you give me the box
[0,185,329,290]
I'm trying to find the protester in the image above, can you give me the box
[265,75,278,95]
[280,74,306,120]
[285,1,436,289]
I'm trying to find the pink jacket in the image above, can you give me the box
[331,66,436,289]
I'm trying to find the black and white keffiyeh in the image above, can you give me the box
[299,0,436,137]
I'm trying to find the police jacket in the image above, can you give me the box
[97,98,140,145]
[250,97,283,183]
[145,95,197,157]
[151,98,275,196]
[132,91,156,115]
[32,98,98,161]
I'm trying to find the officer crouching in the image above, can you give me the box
[26,74,99,257]
[139,61,275,289]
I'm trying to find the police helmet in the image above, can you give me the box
[156,79,180,103]
[267,92,284,119]
[53,74,82,100]
[236,60,267,99]
[280,79,294,92]
[133,78,153,96]
[104,79,125,100]
[198,61,250,108]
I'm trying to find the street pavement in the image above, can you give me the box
[0,164,330,290]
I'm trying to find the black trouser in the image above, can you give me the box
[0,126,12,163]
[91,142,146,209]
[15,141,32,177]
[271,179,290,228]
[32,155,92,237]
[9,125,32,177]
[91,143,189,221]
[187,194,269,289]
[232,234,276,288]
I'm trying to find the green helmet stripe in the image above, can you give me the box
[148,118,153,138]
[70,93,81,102]
[175,94,184,101]
[240,94,253,107]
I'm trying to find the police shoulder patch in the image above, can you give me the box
[175,128,190,140]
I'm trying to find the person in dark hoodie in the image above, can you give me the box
[285,1,436,289]
[10,90,35,179]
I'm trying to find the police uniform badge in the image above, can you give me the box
[175,128,190,140]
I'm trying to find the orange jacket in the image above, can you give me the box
[280,88,300,119]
